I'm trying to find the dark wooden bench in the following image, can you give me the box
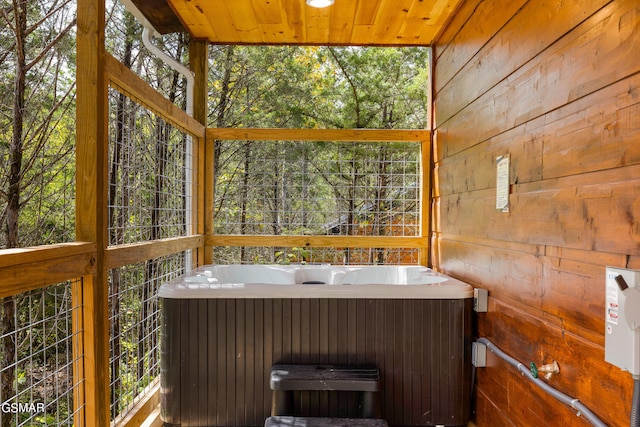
[270,364,383,418]
[265,416,388,427]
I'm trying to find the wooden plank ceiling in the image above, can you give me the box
[132,0,463,45]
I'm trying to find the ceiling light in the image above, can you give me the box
[306,0,334,8]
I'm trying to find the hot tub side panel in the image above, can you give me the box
[161,298,473,427]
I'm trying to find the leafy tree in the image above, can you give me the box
[0,1,75,424]
[0,0,76,248]
[209,46,428,264]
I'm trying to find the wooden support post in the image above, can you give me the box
[189,39,208,125]
[71,277,86,427]
[204,119,215,266]
[76,0,109,424]
[189,39,212,265]
[421,47,434,268]
[420,137,432,267]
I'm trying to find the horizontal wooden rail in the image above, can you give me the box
[0,241,96,268]
[105,53,205,138]
[105,235,205,270]
[0,242,97,298]
[207,234,426,249]
[208,127,430,142]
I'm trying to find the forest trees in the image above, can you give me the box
[0,10,430,256]
[0,1,430,419]
[0,1,76,424]
[209,46,429,264]
[0,0,76,249]
[105,3,191,417]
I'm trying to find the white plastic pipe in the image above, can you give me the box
[121,0,196,271]
[140,27,194,116]
[120,0,195,113]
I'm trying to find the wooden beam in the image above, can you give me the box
[80,274,104,427]
[0,242,95,268]
[204,133,215,264]
[189,39,208,125]
[420,138,432,266]
[71,278,86,427]
[105,236,205,270]
[105,53,205,138]
[76,0,109,423]
[207,235,426,249]
[189,39,211,266]
[207,127,430,142]
[129,0,185,34]
[0,250,97,298]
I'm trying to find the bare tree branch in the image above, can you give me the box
[26,18,76,71]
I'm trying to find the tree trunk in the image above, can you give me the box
[107,11,136,416]
[140,35,186,381]
[239,142,251,263]
[2,3,27,425]
[373,146,389,264]
[213,46,236,189]
[6,1,26,250]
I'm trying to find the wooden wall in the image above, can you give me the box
[432,0,640,426]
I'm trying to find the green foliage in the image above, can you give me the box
[209,45,428,264]
[0,0,76,248]
[275,247,311,264]
[209,46,429,130]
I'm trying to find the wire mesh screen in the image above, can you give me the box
[214,140,421,238]
[0,281,84,426]
[213,246,420,265]
[108,84,195,246]
[108,251,186,421]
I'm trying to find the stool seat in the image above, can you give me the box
[265,416,388,427]
[269,364,383,419]
[270,365,382,392]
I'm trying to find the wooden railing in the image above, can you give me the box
[0,243,94,426]
[0,242,170,426]
[75,0,209,418]
[0,242,96,299]
[71,1,434,423]
[207,127,432,266]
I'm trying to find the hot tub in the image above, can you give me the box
[160,265,474,427]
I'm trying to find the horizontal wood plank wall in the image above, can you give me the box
[433,0,640,426]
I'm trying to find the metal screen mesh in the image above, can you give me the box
[107,76,195,421]
[213,246,420,266]
[0,281,84,426]
[108,85,195,246]
[214,140,420,238]
[108,251,186,421]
